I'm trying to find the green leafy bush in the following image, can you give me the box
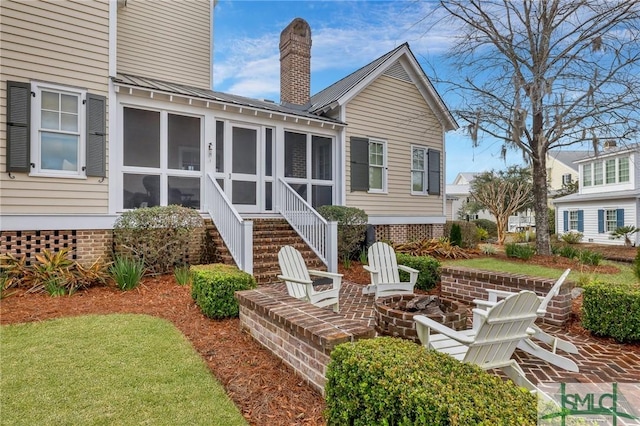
[109,256,146,291]
[191,264,256,319]
[113,205,204,275]
[325,337,536,425]
[556,245,580,259]
[634,247,640,281]
[560,231,583,244]
[444,221,479,248]
[475,227,489,241]
[582,281,640,342]
[396,253,440,291]
[473,219,498,238]
[576,249,603,266]
[449,223,462,246]
[505,243,536,260]
[317,205,368,261]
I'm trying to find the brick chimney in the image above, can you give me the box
[280,18,311,106]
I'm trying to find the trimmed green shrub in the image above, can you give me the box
[560,231,583,244]
[396,253,440,291]
[191,264,256,319]
[109,256,146,291]
[113,205,204,275]
[325,337,536,425]
[473,218,498,238]
[449,223,462,246]
[582,281,640,342]
[317,205,368,261]
[634,247,640,281]
[505,243,536,260]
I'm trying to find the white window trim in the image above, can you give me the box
[411,145,428,195]
[29,81,87,179]
[605,208,618,233]
[368,138,387,194]
[568,210,579,231]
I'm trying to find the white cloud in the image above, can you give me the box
[213,1,461,99]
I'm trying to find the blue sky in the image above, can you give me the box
[213,0,525,183]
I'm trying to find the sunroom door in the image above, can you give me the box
[228,125,260,213]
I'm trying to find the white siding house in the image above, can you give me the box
[554,144,640,245]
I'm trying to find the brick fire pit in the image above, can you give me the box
[374,294,468,343]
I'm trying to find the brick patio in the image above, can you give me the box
[272,281,640,385]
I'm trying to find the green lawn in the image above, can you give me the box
[0,314,247,426]
[442,258,635,285]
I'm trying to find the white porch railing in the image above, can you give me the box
[205,174,253,274]
[276,178,338,273]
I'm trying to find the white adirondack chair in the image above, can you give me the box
[277,246,342,312]
[473,268,579,372]
[415,290,542,393]
[362,242,418,298]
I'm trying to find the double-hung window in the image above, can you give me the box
[411,146,427,194]
[618,157,630,182]
[605,159,616,184]
[368,139,386,192]
[606,209,618,232]
[37,87,83,175]
[6,81,106,178]
[582,163,592,186]
[568,211,579,231]
[594,161,603,185]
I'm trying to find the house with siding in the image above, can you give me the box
[1,1,457,282]
[554,143,640,245]
[546,149,591,199]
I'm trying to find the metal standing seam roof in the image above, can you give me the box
[306,44,407,113]
[111,73,344,125]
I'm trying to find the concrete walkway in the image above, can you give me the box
[274,281,640,385]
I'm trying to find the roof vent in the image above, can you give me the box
[604,140,617,150]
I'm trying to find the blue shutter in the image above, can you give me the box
[563,211,569,232]
[598,210,604,233]
[577,210,584,232]
[617,209,624,228]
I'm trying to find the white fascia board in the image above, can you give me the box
[367,215,446,225]
[1,215,120,231]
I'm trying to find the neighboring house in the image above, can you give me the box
[1,2,457,279]
[554,143,640,245]
[445,172,494,222]
[546,149,591,199]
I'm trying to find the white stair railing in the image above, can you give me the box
[205,174,253,274]
[276,178,338,273]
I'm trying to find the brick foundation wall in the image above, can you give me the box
[440,266,574,326]
[374,223,445,244]
[1,227,206,267]
[236,287,375,394]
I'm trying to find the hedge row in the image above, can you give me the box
[582,281,640,342]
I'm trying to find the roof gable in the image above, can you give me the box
[308,43,458,131]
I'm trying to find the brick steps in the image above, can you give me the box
[206,218,326,285]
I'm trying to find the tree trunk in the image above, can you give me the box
[532,150,551,255]
[496,216,506,245]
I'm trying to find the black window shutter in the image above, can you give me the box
[350,137,369,191]
[85,93,106,178]
[6,81,31,173]
[427,148,441,195]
